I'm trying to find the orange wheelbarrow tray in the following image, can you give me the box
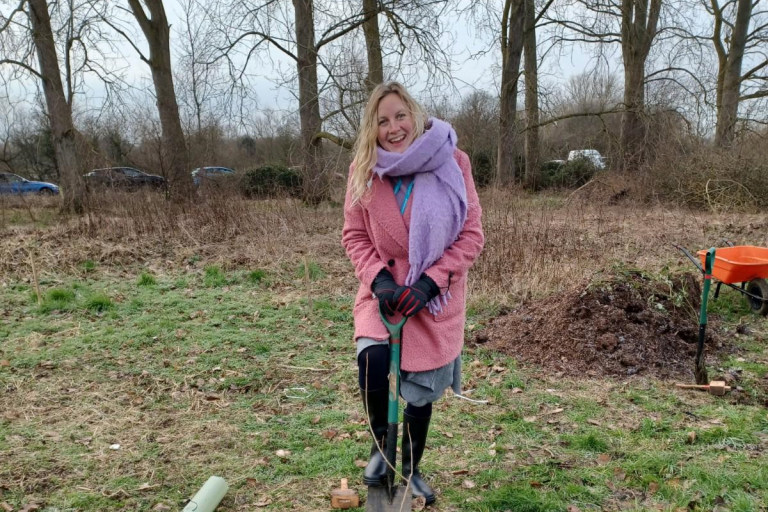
[675,244,768,316]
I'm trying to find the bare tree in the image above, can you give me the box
[523,0,540,187]
[1,0,86,211]
[499,0,526,184]
[707,0,768,146]
[544,0,664,168]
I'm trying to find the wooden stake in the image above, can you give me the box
[303,254,313,312]
[30,252,42,305]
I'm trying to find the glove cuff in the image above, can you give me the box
[418,273,440,300]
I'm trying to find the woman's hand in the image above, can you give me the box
[393,274,440,317]
[372,268,398,316]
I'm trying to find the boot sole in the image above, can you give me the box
[363,476,385,486]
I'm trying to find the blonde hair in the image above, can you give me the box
[350,82,428,205]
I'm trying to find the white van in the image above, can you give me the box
[567,149,606,170]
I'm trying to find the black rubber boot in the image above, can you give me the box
[361,387,389,486]
[402,412,435,505]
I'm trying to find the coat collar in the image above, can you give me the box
[363,175,410,254]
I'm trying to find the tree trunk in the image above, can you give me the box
[523,0,539,188]
[714,0,752,147]
[621,53,645,168]
[497,0,525,185]
[619,0,661,170]
[293,0,326,203]
[362,0,383,91]
[28,0,86,213]
[127,0,191,198]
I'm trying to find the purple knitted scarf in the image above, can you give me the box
[373,117,468,315]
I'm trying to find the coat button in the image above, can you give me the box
[388,259,395,267]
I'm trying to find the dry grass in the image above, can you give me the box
[3,188,768,304]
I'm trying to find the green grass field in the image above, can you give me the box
[2,260,767,512]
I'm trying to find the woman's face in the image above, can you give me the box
[376,93,414,153]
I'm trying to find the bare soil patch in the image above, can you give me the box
[477,270,732,380]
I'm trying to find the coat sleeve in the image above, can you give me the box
[423,150,484,290]
[342,165,387,290]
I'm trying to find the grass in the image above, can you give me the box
[2,196,768,511]
[137,272,157,286]
[1,263,767,512]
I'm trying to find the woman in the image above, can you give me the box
[342,82,484,505]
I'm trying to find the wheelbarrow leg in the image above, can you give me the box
[714,282,722,300]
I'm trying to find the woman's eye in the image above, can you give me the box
[397,113,405,119]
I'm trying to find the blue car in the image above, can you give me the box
[192,167,235,186]
[0,172,60,196]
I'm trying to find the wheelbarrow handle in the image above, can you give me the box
[673,244,704,274]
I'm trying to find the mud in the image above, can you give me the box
[477,271,731,380]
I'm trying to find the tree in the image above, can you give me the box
[125,0,191,197]
[1,0,86,212]
[544,0,664,168]
[708,0,768,146]
[498,0,526,184]
[523,0,540,187]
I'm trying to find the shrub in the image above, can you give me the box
[648,145,768,211]
[540,157,598,188]
[241,165,302,198]
[470,151,495,188]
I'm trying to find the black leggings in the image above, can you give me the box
[358,344,432,419]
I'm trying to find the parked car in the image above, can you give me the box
[567,149,606,170]
[192,166,235,186]
[84,167,165,190]
[0,172,60,196]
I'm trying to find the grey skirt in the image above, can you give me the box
[357,337,462,407]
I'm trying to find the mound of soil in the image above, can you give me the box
[478,271,728,380]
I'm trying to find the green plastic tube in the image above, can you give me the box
[182,476,229,512]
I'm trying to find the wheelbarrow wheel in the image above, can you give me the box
[746,278,768,316]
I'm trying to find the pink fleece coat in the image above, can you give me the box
[342,149,484,372]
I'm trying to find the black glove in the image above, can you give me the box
[393,274,440,317]
[372,268,398,316]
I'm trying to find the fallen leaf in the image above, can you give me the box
[443,431,454,438]
[452,469,469,475]
[648,481,659,494]
[613,468,626,481]
[686,431,697,444]
[462,479,476,489]
[18,505,39,512]
[667,478,682,488]
[0,360,10,367]
[255,498,272,507]
[135,483,158,491]
[0,503,12,512]
[587,419,601,426]
[512,387,523,393]
[275,449,291,458]
[530,481,542,488]
[567,506,582,512]
[597,454,611,464]
[321,430,338,440]
[354,459,368,468]
[246,477,258,487]
[523,416,537,423]
[489,449,497,456]
[152,504,171,511]
[311,415,321,425]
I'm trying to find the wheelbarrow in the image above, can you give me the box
[676,243,768,316]
[675,243,768,384]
